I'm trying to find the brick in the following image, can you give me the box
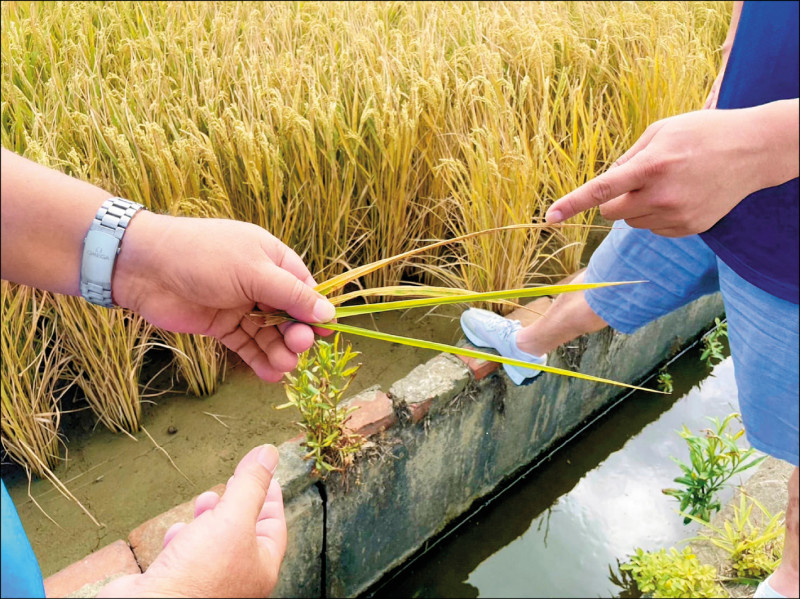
[456,342,500,380]
[128,483,226,572]
[343,388,397,437]
[44,540,140,598]
[407,398,433,424]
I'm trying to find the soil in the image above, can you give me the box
[2,306,463,578]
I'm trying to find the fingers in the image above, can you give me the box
[163,522,186,548]
[255,478,287,567]
[545,121,664,224]
[281,322,316,354]
[276,245,319,291]
[219,444,279,525]
[599,191,651,222]
[163,489,221,548]
[240,318,299,372]
[252,261,335,327]
[194,490,221,518]
[256,478,284,520]
[545,159,646,223]
[219,324,285,382]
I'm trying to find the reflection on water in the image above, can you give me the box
[370,342,751,598]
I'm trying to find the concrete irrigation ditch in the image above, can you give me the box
[43,292,725,598]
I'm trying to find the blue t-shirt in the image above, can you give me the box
[699,0,799,304]
[1,479,45,598]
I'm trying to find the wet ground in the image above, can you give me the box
[2,306,463,578]
[369,334,753,598]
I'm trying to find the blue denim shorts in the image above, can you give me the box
[584,222,799,466]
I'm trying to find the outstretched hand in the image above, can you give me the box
[544,103,795,237]
[113,214,336,381]
[98,444,287,598]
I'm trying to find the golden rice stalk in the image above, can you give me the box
[51,296,155,435]
[1,283,70,477]
[1,1,730,296]
[323,321,657,393]
[160,331,227,397]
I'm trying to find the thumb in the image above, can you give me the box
[254,263,336,325]
[219,444,279,524]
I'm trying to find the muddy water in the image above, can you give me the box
[2,306,463,578]
[369,337,747,598]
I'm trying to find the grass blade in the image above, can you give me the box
[322,321,663,393]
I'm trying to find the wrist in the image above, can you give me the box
[111,210,170,311]
[745,99,800,191]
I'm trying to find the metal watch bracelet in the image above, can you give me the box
[79,197,146,308]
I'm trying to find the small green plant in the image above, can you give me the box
[663,413,767,524]
[619,546,724,598]
[279,333,364,476]
[657,369,674,394]
[700,318,728,367]
[685,493,784,580]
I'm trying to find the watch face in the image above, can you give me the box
[81,229,121,284]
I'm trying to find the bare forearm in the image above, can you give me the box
[0,148,115,295]
[749,98,800,189]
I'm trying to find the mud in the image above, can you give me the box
[2,306,462,577]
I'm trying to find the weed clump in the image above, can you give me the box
[280,333,364,476]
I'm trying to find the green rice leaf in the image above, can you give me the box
[331,285,478,306]
[333,281,644,318]
[315,223,606,297]
[321,321,664,393]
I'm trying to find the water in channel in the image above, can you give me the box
[369,333,751,598]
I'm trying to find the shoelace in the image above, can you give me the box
[481,315,520,344]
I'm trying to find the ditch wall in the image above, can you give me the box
[44,293,725,598]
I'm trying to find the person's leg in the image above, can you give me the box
[717,259,799,597]
[461,222,722,382]
[515,269,608,356]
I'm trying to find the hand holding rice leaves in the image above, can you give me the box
[249,223,657,392]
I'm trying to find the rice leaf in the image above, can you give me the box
[333,281,643,318]
[322,322,663,393]
[331,285,478,306]
[315,223,603,297]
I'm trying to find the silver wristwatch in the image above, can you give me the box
[80,197,146,308]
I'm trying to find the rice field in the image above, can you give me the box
[1,1,731,476]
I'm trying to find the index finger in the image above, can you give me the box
[545,159,645,224]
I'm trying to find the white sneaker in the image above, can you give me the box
[460,308,547,385]
[753,575,788,599]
